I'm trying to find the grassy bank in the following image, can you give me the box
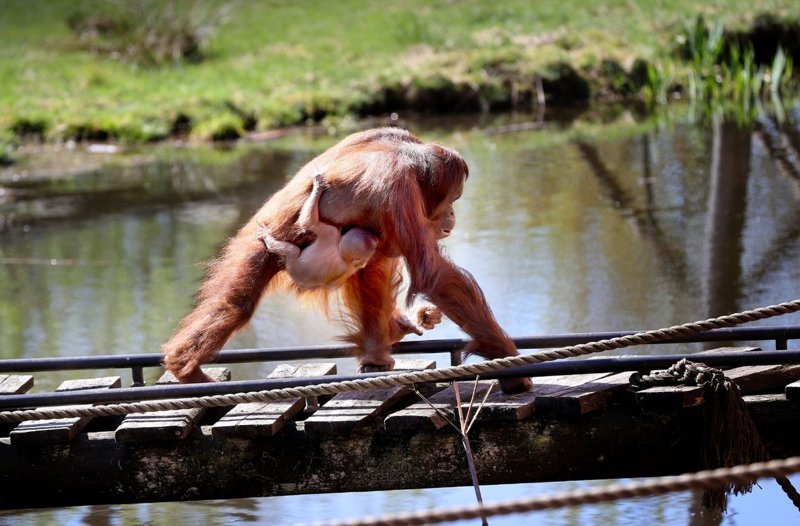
[1,0,798,146]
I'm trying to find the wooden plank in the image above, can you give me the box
[533,371,631,416]
[387,373,611,427]
[115,368,229,442]
[0,375,34,395]
[725,365,780,391]
[471,372,621,421]
[634,384,705,410]
[476,375,581,421]
[212,363,337,439]
[10,376,121,445]
[787,379,800,402]
[384,380,494,432]
[304,359,436,434]
[475,387,538,421]
[729,364,800,393]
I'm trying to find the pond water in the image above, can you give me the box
[1,106,800,525]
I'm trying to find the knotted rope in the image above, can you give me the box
[1,299,798,424]
[631,359,768,510]
[631,359,800,512]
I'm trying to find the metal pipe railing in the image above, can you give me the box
[1,349,799,409]
[1,326,798,374]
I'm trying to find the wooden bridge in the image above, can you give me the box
[3,342,800,510]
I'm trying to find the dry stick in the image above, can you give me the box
[452,379,489,526]
[409,379,495,525]
[462,377,482,429]
[466,383,496,436]
[408,387,461,435]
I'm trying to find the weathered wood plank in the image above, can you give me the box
[10,376,121,445]
[729,364,800,393]
[533,371,632,415]
[635,384,705,410]
[115,368,229,442]
[305,359,436,434]
[454,372,618,422]
[0,375,34,395]
[212,363,337,439]
[475,375,581,421]
[384,380,494,431]
[475,386,538,421]
[785,378,800,402]
[391,359,440,372]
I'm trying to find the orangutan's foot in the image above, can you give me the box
[499,376,532,394]
[176,367,216,383]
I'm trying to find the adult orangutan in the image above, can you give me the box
[162,127,532,393]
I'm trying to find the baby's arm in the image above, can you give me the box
[259,227,301,263]
[297,173,325,232]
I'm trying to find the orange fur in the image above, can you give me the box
[162,127,531,393]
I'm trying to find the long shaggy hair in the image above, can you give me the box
[163,127,520,388]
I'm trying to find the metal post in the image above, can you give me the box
[450,351,462,366]
[130,367,145,387]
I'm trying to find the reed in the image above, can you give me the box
[644,15,796,119]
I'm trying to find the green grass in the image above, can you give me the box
[0,0,797,144]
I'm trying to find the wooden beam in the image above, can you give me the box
[1,396,798,509]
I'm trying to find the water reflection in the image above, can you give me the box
[3,475,800,525]
[704,118,752,319]
[1,108,800,524]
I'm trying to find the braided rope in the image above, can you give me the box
[776,476,800,512]
[301,457,800,526]
[1,299,798,424]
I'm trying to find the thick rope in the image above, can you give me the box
[776,476,800,512]
[1,299,799,423]
[632,359,769,510]
[301,456,800,526]
[632,359,800,512]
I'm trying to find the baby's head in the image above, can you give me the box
[340,228,379,269]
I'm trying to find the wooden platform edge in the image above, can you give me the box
[2,395,798,509]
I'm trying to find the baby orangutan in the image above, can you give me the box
[259,172,444,338]
[258,173,379,290]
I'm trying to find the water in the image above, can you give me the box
[1,107,800,524]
